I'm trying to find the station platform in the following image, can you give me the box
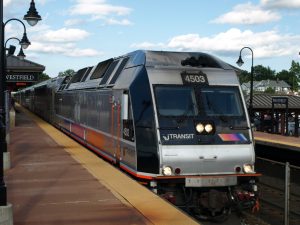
[5,106,199,225]
[254,131,300,151]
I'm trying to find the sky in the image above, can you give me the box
[3,0,300,77]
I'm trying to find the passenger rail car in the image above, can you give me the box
[15,50,260,221]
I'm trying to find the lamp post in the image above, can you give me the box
[236,46,254,123]
[0,0,41,207]
[4,18,31,49]
[4,37,26,59]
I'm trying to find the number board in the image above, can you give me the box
[181,71,208,86]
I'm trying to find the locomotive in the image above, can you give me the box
[16,50,260,221]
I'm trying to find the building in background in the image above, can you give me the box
[6,55,45,91]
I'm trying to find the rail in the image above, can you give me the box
[257,157,300,225]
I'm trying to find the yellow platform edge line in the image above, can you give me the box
[254,137,300,148]
[20,106,200,225]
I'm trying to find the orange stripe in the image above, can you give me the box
[120,165,154,180]
[86,142,116,163]
[155,173,262,180]
[71,123,85,139]
[86,128,106,151]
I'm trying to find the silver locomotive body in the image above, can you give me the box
[15,50,259,221]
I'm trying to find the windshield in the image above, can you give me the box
[200,87,243,116]
[155,85,244,118]
[155,86,198,116]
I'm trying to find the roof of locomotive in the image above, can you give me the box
[126,50,234,70]
[59,50,236,91]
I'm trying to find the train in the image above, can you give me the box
[15,50,260,222]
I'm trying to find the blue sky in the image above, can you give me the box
[4,0,300,77]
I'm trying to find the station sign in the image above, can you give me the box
[272,97,288,105]
[6,74,38,83]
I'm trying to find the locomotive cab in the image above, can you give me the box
[124,52,259,220]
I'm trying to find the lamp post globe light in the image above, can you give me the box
[0,0,41,208]
[24,0,42,26]
[5,37,27,59]
[236,47,254,123]
[17,47,26,60]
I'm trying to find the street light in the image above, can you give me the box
[236,47,254,123]
[4,18,31,49]
[24,0,42,26]
[5,37,26,60]
[17,48,26,60]
[0,0,41,207]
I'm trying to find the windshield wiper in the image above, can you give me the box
[229,126,250,130]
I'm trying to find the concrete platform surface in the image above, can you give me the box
[254,131,300,151]
[5,106,199,225]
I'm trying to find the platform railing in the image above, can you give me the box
[257,156,300,225]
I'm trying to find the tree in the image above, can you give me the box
[253,65,276,81]
[58,69,76,77]
[38,73,51,82]
[289,60,300,76]
[289,60,300,91]
[276,69,295,90]
[237,70,250,84]
[264,87,275,94]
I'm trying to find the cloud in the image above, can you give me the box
[261,0,300,8]
[211,2,280,24]
[23,26,101,57]
[131,28,300,59]
[130,41,165,49]
[70,0,132,17]
[34,28,90,43]
[65,48,102,57]
[64,19,86,26]
[67,0,133,26]
[103,18,133,26]
[3,0,13,7]
[28,41,102,57]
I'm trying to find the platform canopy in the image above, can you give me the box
[248,93,300,136]
[251,94,300,113]
[6,55,45,90]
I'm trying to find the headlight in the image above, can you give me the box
[205,124,213,133]
[162,166,173,176]
[243,164,255,173]
[196,123,205,133]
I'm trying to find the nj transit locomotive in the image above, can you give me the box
[16,50,260,221]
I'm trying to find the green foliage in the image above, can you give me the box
[38,73,51,82]
[264,87,275,94]
[253,65,276,81]
[58,69,76,77]
[237,70,250,83]
[288,60,300,91]
[239,61,300,91]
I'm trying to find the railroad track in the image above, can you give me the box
[253,157,300,225]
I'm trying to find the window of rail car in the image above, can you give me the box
[99,60,120,86]
[80,67,93,82]
[154,85,198,117]
[108,57,129,86]
[90,58,113,80]
[58,76,72,91]
[199,86,243,117]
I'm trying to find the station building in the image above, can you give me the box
[6,55,45,91]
